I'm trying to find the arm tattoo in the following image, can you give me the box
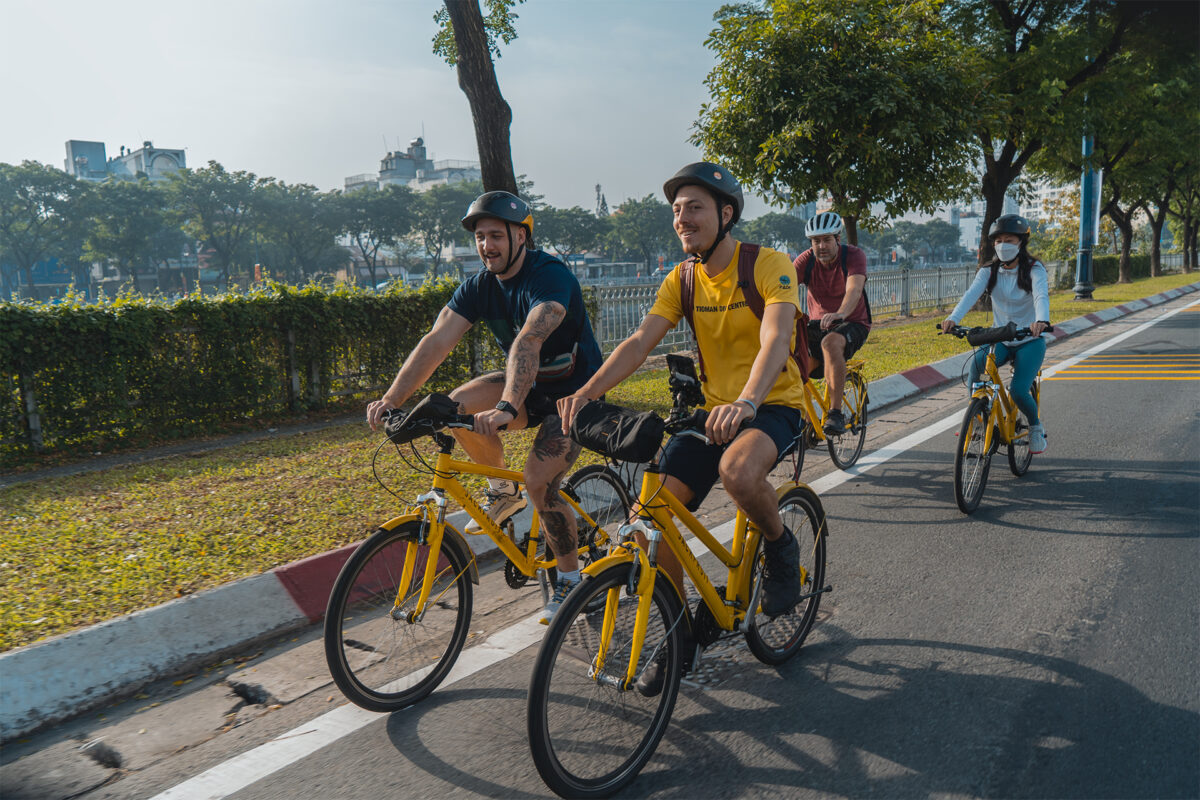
[504,302,567,406]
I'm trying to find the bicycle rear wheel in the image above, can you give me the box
[563,463,633,555]
[745,485,828,665]
[828,372,868,470]
[324,522,472,711]
[1008,412,1033,476]
[954,397,993,514]
[528,562,684,799]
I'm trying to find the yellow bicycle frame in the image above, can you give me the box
[798,358,866,442]
[582,469,810,689]
[377,448,612,624]
[967,348,1042,455]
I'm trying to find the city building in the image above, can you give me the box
[344,137,481,193]
[64,140,186,182]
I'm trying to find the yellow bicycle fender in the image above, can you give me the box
[377,514,480,586]
[581,549,636,578]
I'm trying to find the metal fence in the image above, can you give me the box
[591,265,982,354]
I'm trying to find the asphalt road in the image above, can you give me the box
[6,296,1198,800]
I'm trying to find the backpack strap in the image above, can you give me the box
[842,244,872,324]
[736,243,763,318]
[678,259,707,382]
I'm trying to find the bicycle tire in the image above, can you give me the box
[1007,412,1033,476]
[528,562,685,799]
[828,372,868,470]
[744,485,828,665]
[324,521,472,712]
[954,396,993,514]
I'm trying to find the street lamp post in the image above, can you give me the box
[1073,134,1098,300]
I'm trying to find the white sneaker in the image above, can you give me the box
[464,488,527,533]
[1029,424,1047,455]
[539,575,581,625]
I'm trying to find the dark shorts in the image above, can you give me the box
[807,320,870,379]
[523,387,559,429]
[658,404,803,511]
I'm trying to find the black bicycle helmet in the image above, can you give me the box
[462,191,534,276]
[663,162,744,264]
[662,162,744,224]
[461,191,534,235]
[989,214,1030,240]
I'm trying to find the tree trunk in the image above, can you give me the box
[444,0,518,195]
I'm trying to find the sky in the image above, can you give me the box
[2,0,781,218]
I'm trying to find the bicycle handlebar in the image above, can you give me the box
[382,393,496,444]
[936,321,1052,346]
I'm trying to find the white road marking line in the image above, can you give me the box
[153,297,1197,800]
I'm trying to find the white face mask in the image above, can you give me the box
[994,242,1020,263]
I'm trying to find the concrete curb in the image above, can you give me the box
[2,281,1197,742]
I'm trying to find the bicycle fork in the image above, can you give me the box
[590,519,669,691]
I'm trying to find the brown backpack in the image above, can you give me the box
[678,243,810,383]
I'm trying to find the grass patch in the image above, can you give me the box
[2,271,1195,650]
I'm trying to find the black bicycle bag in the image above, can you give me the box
[569,400,665,463]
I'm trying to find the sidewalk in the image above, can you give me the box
[2,282,1197,742]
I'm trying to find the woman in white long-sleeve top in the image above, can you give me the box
[941,214,1052,454]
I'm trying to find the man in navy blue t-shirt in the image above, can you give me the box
[366,190,602,624]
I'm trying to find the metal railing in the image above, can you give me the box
[591,265,983,354]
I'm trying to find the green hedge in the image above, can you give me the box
[0,282,505,463]
[1092,253,1153,284]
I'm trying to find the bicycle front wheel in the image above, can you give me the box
[528,563,685,799]
[745,485,828,665]
[324,522,472,711]
[954,397,993,514]
[828,371,868,469]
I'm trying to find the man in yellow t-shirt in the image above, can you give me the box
[558,162,805,694]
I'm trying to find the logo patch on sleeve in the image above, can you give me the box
[779,275,791,286]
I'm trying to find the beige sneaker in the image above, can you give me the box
[465,488,527,533]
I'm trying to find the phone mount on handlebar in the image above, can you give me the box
[666,354,705,416]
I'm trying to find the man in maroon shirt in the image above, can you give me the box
[792,211,871,435]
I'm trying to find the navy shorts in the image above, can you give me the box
[658,404,803,511]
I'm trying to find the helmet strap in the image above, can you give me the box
[698,200,732,266]
[493,223,525,277]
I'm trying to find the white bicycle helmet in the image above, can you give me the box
[806,211,844,238]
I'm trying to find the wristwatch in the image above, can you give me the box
[495,400,519,417]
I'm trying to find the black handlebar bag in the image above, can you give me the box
[569,400,665,463]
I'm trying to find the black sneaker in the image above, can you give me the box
[635,633,697,698]
[824,408,847,436]
[760,526,801,617]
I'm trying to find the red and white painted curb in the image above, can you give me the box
[2,281,1196,742]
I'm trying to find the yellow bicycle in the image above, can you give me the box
[526,358,830,798]
[797,358,870,471]
[940,322,1046,514]
[323,393,631,711]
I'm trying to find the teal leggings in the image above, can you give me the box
[969,338,1046,426]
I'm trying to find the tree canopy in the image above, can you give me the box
[694,0,976,244]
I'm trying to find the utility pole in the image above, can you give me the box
[1073,5,1098,300]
